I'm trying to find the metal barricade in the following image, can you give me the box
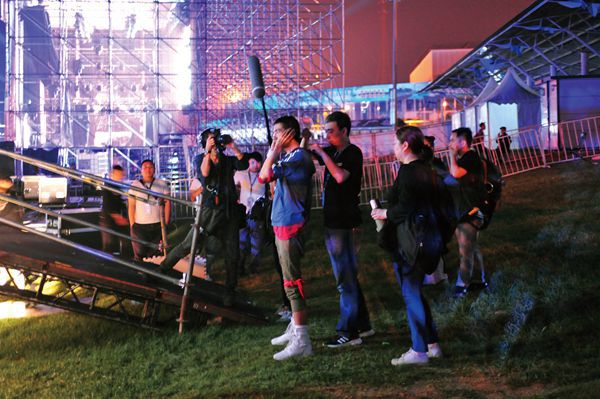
[548,116,600,164]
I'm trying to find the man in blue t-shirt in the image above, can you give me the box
[259,115,315,361]
[310,111,373,348]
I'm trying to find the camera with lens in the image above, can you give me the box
[200,128,233,152]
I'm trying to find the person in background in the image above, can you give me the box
[260,115,316,361]
[449,127,487,298]
[496,126,512,162]
[189,173,203,203]
[310,111,373,348]
[234,151,267,275]
[187,169,210,278]
[371,125,443,366]
[474,122,485,149]
[423,135,449,178]
[128,159,170,261]
[100,165,130,256]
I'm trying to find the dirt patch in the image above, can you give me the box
[297,369,548,399]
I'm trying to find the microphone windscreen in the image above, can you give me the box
[248,55,265,98]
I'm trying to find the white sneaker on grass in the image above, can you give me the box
[427,343,442,358]
[271,320,294,345]
[273,326,313,361]
[391,348,429,366]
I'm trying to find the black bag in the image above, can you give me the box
[235,202,247,229]
[404,171,457,274]
[399,210,448,275]
[379,171,457,273]
[249,196,270,222]
[376,221,398,254]
[479,158,504,230]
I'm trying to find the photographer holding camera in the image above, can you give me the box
[160,129,248,304]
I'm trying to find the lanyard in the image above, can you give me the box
[139,178,156,203]
[248,171,259,196]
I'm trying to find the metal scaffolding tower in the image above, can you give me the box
[3,0,344,155]
[191,0,345,144]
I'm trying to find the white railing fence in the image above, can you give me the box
[169,116,600,215]
[310,115,600,208]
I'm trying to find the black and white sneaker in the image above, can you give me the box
[325,335,362,348]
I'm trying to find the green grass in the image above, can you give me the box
[1,160,600,398]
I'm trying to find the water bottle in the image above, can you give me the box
[369,199,385,232]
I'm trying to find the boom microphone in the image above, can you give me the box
[248,55,265,99]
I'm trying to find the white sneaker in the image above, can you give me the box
[391,348,429,366]
[273,326,313,361]
[271,320,294,345]
[427,343,443,358]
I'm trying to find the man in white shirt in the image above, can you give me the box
[234,151,267,275]
[189,176,203,203]
[128,159,171,260]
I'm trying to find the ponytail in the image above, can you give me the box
[396,125,426,157]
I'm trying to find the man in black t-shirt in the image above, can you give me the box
[100,165,130,255]
[449,127,487,298]
[310,111,373,347]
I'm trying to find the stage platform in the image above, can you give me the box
[0,226,267,329]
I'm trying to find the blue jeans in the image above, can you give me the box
[325,228,371,338]
[239,218,265,269]
[393,261,439,353]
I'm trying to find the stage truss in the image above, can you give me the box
[2,0,344,152]
[192,0,345,144]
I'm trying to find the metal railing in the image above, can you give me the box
[308,115,600,208]
[0,149,212,331]
[11,116,597,216]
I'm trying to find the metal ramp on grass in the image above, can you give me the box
[0,147,266,330]
[0,226,267,329]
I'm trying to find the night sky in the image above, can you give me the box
[345,0,535,86]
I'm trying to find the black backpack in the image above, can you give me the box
[249,196,271,222]
[479,158,504,230]
[397,172,457,274]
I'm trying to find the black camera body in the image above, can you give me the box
[200,128,232,152]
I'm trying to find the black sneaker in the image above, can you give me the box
[325,335,362,348]
[468,281,489,292]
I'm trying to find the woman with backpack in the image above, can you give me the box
[371,125,446,366]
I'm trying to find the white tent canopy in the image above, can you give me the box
[471,77,498,107]
[477,68,539,104]
[465,68,541,148]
